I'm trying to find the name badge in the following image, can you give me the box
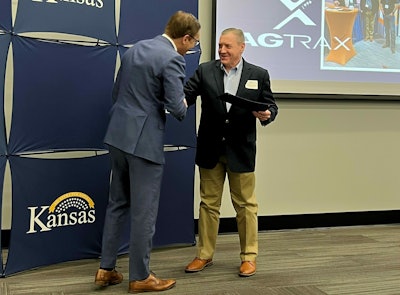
[245,80,258,90]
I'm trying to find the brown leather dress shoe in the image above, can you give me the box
[94,268,123,286]
[185,257,213,273]
[128,273,176,293]
[239,261,256,277]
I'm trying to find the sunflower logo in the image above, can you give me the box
[49,192,95,213]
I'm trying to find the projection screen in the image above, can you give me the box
[215,0,400,99]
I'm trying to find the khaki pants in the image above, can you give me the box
[197,156,258,262]
[364,10,376,40]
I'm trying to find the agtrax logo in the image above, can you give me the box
[27,192,96,234]
[32,0,104,9]
[275,0,316,30]
[245,0,325,49]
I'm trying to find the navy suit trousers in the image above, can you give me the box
[100,145,164,281]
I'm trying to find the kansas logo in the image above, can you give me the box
[32,0,104,9]
[27,192,96,234]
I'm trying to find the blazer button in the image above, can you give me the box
[225,119,229,124]
[222,137,226,141]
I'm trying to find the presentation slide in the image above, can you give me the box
[215,0,400,98]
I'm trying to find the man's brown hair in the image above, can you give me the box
[164,10,201,39]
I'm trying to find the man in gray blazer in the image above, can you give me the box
[184,28,278,277]
[94,11,200,293]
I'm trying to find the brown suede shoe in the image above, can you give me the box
[128,273,176,293]
[239,261,256,277]
[185,257,213,273]
[94,268,123,286]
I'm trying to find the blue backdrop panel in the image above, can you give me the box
[118,0,198,45]
[164,51,200,147]
[13,0,116,43]
[8,36,117,154]
[0,0,12,32]
[184,49,201,82]
[164,106,196,147]
[4,154,110,276]
[1,0,198,277]
[0,34,10,155]
[0,156,6,276]
[154,148,196,247]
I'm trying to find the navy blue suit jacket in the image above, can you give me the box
[185,59,278,173]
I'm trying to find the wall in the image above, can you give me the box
[195,0,400,218]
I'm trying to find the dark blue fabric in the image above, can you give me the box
[0,0,12,32]
[4,154,110,276]
[353,11,363,42]
[118,0,198,45]
[153,148,196,247]
[3,150,194,276]
[164,50,200,147]
[0,34,10,155]
[8,36,117,154]
[13,0,116,43]
[0,156,6,276]
[165,106,196,147]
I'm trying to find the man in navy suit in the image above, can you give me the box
[184,28,278,277]
[94,11,200,293]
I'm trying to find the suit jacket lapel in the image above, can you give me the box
[214,62,225,94]
[236,60,251,97]
[214,62,227,112]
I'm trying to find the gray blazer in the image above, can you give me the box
[104,35,187,164]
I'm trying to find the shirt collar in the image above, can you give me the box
[220,58,243,73]
[162,34,177,52]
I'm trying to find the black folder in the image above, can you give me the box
[218,93,269,111]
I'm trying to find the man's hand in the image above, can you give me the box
[252,110,271,121]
